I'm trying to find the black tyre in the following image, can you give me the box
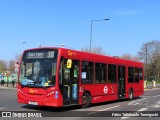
[82,92,91,108]
[129,89,134,100]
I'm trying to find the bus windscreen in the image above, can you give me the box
[19,50,58,88]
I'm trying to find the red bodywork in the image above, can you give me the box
[17,47,144,107]
[17,84,63,107]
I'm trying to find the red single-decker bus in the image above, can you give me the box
[17,47,144,108]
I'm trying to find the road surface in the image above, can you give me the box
[0,87,160,120]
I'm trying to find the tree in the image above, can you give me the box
[81,47,106,55]
[121,53,140,61]
[8,60,15,72]
[138,40,160,81]
[0,60,7,73]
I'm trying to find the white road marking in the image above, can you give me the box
[98,105,121,111]
[0,107,5,110]
[153,105,160,108]
[121,117,130,119]
[128,98,147,105]
[153,95,160,97]
[156,101,160,104]
[131,103,139,105]
[138,108,148,111]
[87,105,120,115]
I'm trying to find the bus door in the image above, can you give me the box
[62,59,79,105]
[118,66,126,99]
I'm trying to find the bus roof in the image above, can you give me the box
[23,47,143,67]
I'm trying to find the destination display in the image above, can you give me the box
[25,50,55,59]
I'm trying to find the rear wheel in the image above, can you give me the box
[129,89,134,100]
[82,92,91,108]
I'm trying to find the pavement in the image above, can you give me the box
[0,83,17,89]
[144,84,160,90]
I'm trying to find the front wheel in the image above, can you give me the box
[82,92,91,108]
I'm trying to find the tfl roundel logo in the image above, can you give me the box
[103,86,108,94]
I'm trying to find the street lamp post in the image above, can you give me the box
[90,18,110,52]
[22,41,27,50]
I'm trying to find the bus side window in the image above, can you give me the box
[108,64,116,83]
[140,68,143,80]
[81,61,93,84]
[135,68,139,83]
[95,63,106,84]
[128,67,134,83]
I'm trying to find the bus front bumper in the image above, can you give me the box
[17,89,63,107]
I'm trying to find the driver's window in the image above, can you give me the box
[34,62,40,77]
[26,63,32,76]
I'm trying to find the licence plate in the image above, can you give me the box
[29,101,38,105]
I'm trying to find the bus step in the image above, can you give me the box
[64,103,79,107]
